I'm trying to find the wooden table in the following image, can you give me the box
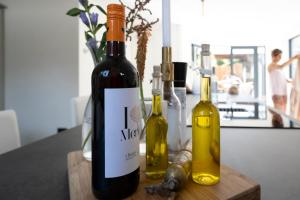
[68,151,260,200]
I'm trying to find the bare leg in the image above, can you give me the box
[282,95,287,112]
[272,95,282,111]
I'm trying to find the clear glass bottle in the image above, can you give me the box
[161,47,182,158]
[146,65,168,179]
[174,62,188,146]
[164,82,182,153]
[192,44,220,185]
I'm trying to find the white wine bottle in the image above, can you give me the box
[192,44,220,185]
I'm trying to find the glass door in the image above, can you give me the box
[230,46,266,98]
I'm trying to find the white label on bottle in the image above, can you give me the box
[104,88,141,178]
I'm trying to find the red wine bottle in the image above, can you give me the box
[91,4,140,199]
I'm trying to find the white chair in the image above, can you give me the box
[70,96,89,127]
[0,110,21,155]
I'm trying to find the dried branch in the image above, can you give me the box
[136,30,151,80]
[119,0,159,82]
[119,0,158,41]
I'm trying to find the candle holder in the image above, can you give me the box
[161,47,174,81]
[161,47,174,101]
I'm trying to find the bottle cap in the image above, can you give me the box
[173,62,187,87]
[200,44,211,75]
[107,4,125,19]
[153,65,161,78]
[107,4,125,42]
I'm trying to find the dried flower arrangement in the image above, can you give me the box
[67,0,159,141]
[119,0,159,124]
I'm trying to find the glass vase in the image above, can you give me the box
[81,42,99,161]
[82,96,92,161]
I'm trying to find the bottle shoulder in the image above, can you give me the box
[146,115,168,135]
[92,57,139,88]
[93,57,136,74]
[211,103,220,117]
[147,114,168,125]
[193,101,219,116]
[167,92,181,109]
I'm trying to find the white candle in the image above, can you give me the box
[162,0,171,47]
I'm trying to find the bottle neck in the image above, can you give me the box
[152,95,162,115]
[152,75,162,115]
[201,54,211,75]
[162,80,175,101]
[106,6,126,58]
[106,41,125,57]
[200,76,211,102]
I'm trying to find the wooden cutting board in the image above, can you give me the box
[67,151,260,200]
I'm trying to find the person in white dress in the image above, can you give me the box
[268,49,299,112]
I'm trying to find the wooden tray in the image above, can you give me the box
[67,151,260,200]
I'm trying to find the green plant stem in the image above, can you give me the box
[82,129,92,150]
[139,78,147,125]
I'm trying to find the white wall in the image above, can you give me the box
[222,128,300,200]
[1,0,79,145]
[0,5,4,110]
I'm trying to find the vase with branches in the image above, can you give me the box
[67,0,158,160]
[119,0,159,139]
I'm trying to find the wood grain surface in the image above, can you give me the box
[67,151,260,200]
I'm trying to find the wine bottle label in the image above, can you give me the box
[104,87,141,178]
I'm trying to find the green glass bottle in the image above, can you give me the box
[192,44,220,185]
[146,65,168,179]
